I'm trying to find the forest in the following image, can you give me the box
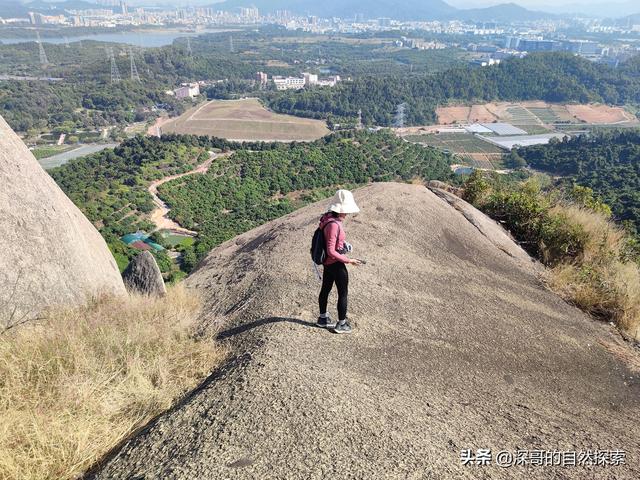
[0,28,465,133]
[49,135,208,268]
[156,130,452,270]
[49,130,451,271]
[4,30,640,133]
[516,129,640,234]
[266,53,640,126]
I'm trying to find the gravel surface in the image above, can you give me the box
[91,182,640,479]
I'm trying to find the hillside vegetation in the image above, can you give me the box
[267,53,640,125]
[156,130,452,268]
[50,131,451,272]
[464,172,640,340]
[0,285,224,480]
[515,129,640,234]
[0,29,464,133]
[49,136,208,269]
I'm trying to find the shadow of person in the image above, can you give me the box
[216,316,318,340]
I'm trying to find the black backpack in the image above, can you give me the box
[310,220,340,265]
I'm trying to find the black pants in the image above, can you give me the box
[319,262,349,321]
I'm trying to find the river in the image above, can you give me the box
[0,29,234,48]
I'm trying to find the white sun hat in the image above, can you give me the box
[328,189,360,214]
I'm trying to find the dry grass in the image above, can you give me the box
[0,285,225,480]
[545,205,640,341]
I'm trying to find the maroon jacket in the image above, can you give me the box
[318,212,349,265]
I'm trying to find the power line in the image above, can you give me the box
[129,46,140,82]
[394,103,407,128]
[36,31,49,67]
[107,47,121,84]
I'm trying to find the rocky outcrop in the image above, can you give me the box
[93,182,640,480]
[122,251,166,297]
[428,185,539,268]
[0,116,126,325]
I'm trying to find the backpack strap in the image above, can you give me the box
[323,220,341,250]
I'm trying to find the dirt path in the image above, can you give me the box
[92,183,640,479]
[147,153,218,235]
[147,116,173,137]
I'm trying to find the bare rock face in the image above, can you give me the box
[0,116,126,325]
[428,186,538,269]
[122,251,166,297]
[94,182,640,480]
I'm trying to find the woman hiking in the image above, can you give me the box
[316,189,362,334]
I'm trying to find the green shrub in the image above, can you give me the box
[463,171,640,341]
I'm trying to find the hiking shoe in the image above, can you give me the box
[332,320,352,334]
[317,316,337,329]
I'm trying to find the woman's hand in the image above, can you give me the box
[349,259,363,266]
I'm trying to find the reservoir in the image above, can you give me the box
[0,29,234,48]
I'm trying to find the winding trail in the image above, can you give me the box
[147,152,220,235]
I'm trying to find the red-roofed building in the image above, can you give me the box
[130,240,152,251]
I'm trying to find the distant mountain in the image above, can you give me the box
[534,1,640,18]
[451,3,555,22]
[214,0,553,22]
[617,12,640,24]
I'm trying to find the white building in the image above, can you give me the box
[256,71,268,85]
[174,83,200,99]
[317,75,341,87]
[273,76,305,90]
[303,72,318,85]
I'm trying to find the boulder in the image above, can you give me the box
[427,179,463,196]
[122,251,166,297]
[0,116,126,326]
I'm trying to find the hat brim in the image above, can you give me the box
[329,204,360,214]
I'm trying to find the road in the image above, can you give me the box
[38,143,119,170]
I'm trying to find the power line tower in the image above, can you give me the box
[63,36,70,48]
[129,46,140,82]
[186,36,193,56]
[36,31,49,67]
[394,103,407,128]
[229,35,234,53]
[356,109,363,130]
[108,47,121,84]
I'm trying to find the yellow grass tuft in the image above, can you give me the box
[545,205,640,341]
[0,285,225,480]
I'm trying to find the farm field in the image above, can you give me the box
[160,98,330,141]
[435,102,638,126]
[405,133,504,154]
[459,153,504,170]
[405,132,504,169]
